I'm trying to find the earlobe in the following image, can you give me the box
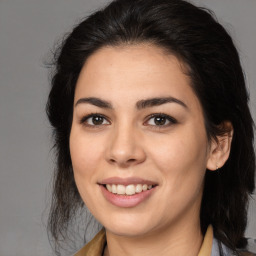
[206,122,233,171]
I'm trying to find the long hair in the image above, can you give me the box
[46,0,255,254]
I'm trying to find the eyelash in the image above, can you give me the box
[79,113,177,128]
[144,113,177,128]
[80,113,110,128]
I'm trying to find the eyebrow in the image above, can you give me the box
[136,97,188,110]
[75,96,188,110]
[75,97,113,109]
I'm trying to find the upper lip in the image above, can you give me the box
[99,176,158,186]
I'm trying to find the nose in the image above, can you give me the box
[105,125,146,168]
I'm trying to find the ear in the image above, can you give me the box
[206,121,233,171]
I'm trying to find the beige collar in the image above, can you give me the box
[75,225,213,256]
[74,229,106,256]
[198,225,213,256]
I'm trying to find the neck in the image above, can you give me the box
[104,218,203,256]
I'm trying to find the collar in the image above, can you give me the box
[198,225,213,256]
[74,229,106,256]
[74,225,213,256]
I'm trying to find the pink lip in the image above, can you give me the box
[99,176,157,186]
[100,185,157,208]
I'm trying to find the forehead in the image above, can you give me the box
[74,44,199,110]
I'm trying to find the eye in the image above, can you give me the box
[145,114,177,127]
[80,114,110,126]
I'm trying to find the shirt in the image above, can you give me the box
[74,226,255,256]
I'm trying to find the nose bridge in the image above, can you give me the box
[106,120,145,166]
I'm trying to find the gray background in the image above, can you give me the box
[0,0,255,255]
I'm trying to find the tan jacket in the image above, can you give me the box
[74,225,255,256]
[74,226,214,256]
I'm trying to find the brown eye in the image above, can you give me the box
[91,116,104,125]
[154,116,168,126]
[81,114,110,126]
[146,114,177,127]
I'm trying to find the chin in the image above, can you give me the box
[102,214,154,237]
[106,225,152,237]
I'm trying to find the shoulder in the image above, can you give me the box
[73,229,106,256]
[239,251,256,256]
[212,238,256,256]
[237,237,256,256]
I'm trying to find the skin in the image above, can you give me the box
[69,44,232,256]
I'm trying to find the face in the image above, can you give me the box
[70,44,213,238]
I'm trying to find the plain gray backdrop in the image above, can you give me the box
[0,0,255,255]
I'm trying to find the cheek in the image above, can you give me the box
[151,134,207,171]
[69,128,107,212]
[148,126,208,193]
[69,128,105,184]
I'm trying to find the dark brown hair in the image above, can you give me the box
[46,0,255,254]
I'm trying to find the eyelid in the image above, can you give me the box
[79,113,111,126]
[79,112,177,128]
[144,113,177,127]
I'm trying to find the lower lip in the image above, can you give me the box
[100,185,156,208]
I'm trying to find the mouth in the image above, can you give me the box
[103,183,156,196]
[98,177,158,207]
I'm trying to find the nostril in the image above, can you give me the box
[109,158,136,164]
[127,158,136,163]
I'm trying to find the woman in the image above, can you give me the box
[46,0,255,255]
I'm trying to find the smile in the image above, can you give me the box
[99,177,158,208]
[105,184,154,195]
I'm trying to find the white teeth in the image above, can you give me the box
[116,185,126,195]
[135,184,143,193]
[112,184,117,194]
[142,184,148,191]
[106,184,154,195]
[126,185,136,195]
[106,184,112,192]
